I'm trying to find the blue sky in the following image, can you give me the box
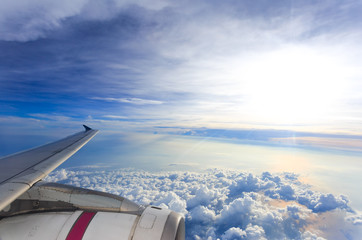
[1,0,362,136]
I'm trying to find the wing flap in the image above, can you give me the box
[0,182,29,212]
[0,127,98,211]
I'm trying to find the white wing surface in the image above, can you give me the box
[0,125,98,211]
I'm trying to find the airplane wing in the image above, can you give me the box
[0,125,98,211]
[0,126,185,240]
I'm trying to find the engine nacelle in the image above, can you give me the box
[0,182,185,240]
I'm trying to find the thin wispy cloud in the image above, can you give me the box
[92,97,163,105]
[0,0,169,42]
[28,113,72,121]
[102,115,128,119]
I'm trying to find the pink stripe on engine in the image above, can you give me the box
[66,212,96,240]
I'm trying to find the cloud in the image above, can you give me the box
[221,225,267,240]
[102,115,128,119]
[347,213,362,225]
[0,0,170,42]
[28,113,72,121]
[0,0,86,41]
[271,137,362,152]
[92,97,163,105]
[45,168,362,239]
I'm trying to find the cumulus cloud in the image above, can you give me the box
[221,225,266,240]
[45,168,362,239]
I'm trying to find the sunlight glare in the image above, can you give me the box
[239,46,350,124]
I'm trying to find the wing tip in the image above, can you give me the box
[83,125,92,131]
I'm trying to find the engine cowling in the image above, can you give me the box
[0,182,185,240]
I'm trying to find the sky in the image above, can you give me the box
[2,0,362,239]
[1,0,362,133]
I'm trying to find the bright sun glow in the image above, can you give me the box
[238,46,352,124]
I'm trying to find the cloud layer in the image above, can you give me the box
[0,0,168,42]
[45,168,362,239]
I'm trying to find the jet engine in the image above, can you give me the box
[0,181,185,240]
